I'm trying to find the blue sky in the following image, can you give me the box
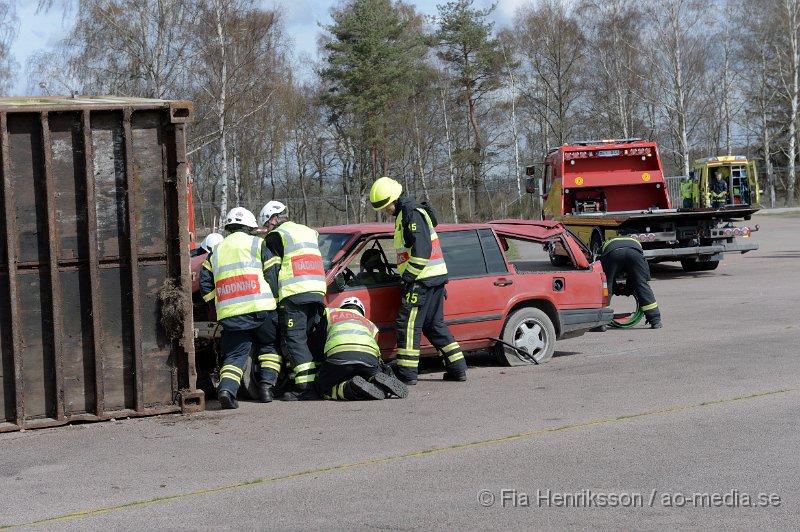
[9,0,524,96]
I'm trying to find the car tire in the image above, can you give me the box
[495,307,556,366]
[237,349,259,400]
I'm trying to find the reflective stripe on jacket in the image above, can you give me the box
[394,208,447,280]
[323,308,380,358]
[272,221,326,301]
[208,232,276,319]
[601,236,643,256]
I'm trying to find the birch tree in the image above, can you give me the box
[775,0,800,204]
[645,0,708,178]
[0,1,17,95]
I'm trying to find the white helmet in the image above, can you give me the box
[341,296,366,316]
[259,200,287,226]
[224,207,258,229]
[200,232,224,253]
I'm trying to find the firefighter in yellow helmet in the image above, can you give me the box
[312,296,409,400]
[260,200,327,400]
[369,176,468,384]
[199,207,282,409]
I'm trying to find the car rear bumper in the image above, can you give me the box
[558,308,614,338]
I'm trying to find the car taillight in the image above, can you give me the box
[601,273,610,306]
[741,226,750,237]
[723,228,733,237]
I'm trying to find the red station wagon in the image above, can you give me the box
[320,220,612,366]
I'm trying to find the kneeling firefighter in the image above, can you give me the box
[599,234,662,329]
[313,297,409,401]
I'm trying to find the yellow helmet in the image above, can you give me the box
[370,176,403,211]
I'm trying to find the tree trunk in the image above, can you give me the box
[215,0,228,217]
[412,105,430,202]
[440,87,458,223]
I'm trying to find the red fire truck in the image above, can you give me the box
[527,139,759,272]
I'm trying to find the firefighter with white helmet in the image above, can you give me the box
[200,232,224,253]
[312,296,408,401]
[260,200,327,400]
[199,207,282,408]
[369,176,468,384]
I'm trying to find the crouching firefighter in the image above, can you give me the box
[369,176,468,384]
[313,297,409,401]
[599,234,662,329]
[200,207,282,409]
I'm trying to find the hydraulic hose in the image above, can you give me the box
[609,305,644,328]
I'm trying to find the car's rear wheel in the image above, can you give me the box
[495,307,556,366]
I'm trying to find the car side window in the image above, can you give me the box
[342,237,399,288]
[439,230,488,278]
[502,235,578,272]
[478,229,508,274]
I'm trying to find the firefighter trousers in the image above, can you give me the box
[218,312,280,396]
[394,283,467,381]
[280,300,323,387]
[316,352,380,400]
[601,247,661,324]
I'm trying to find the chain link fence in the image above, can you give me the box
[193,184,539,235]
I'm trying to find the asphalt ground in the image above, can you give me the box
[1,210,799,531]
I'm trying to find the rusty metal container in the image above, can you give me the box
[0,97,202,432]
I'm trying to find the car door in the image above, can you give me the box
[326,235,403,353]
[437,229,511,347]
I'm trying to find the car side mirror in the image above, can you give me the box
[333,273,346,292]
[525,177,537,194]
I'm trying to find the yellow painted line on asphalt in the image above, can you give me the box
[3,387,797,529]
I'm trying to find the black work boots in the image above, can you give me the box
[370,372,409,398]
[348,376,385,400]
[218,389,239,409]
[259,383,274,403]
[279,384,319,401]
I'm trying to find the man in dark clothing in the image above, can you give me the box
[199,207,282,408]
[600,234,662,329]
[710,170,729,209]
[312,296,409,401]
[369,176,468,384]
[259,200,326,401]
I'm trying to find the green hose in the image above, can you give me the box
[609,292,644,328]
[609,307,644,328]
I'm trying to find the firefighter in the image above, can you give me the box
[313,296,409,401]
[680,176,694,208]
[200,208,281,409]
[709,170,729,209]
[259,200,326,401]
[369,176,468,384]
[191,232,223,257]
[600,233,662,329]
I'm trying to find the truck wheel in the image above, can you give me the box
[495,307,556,366]
[681,259,718,272]
[590,232,603,260]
